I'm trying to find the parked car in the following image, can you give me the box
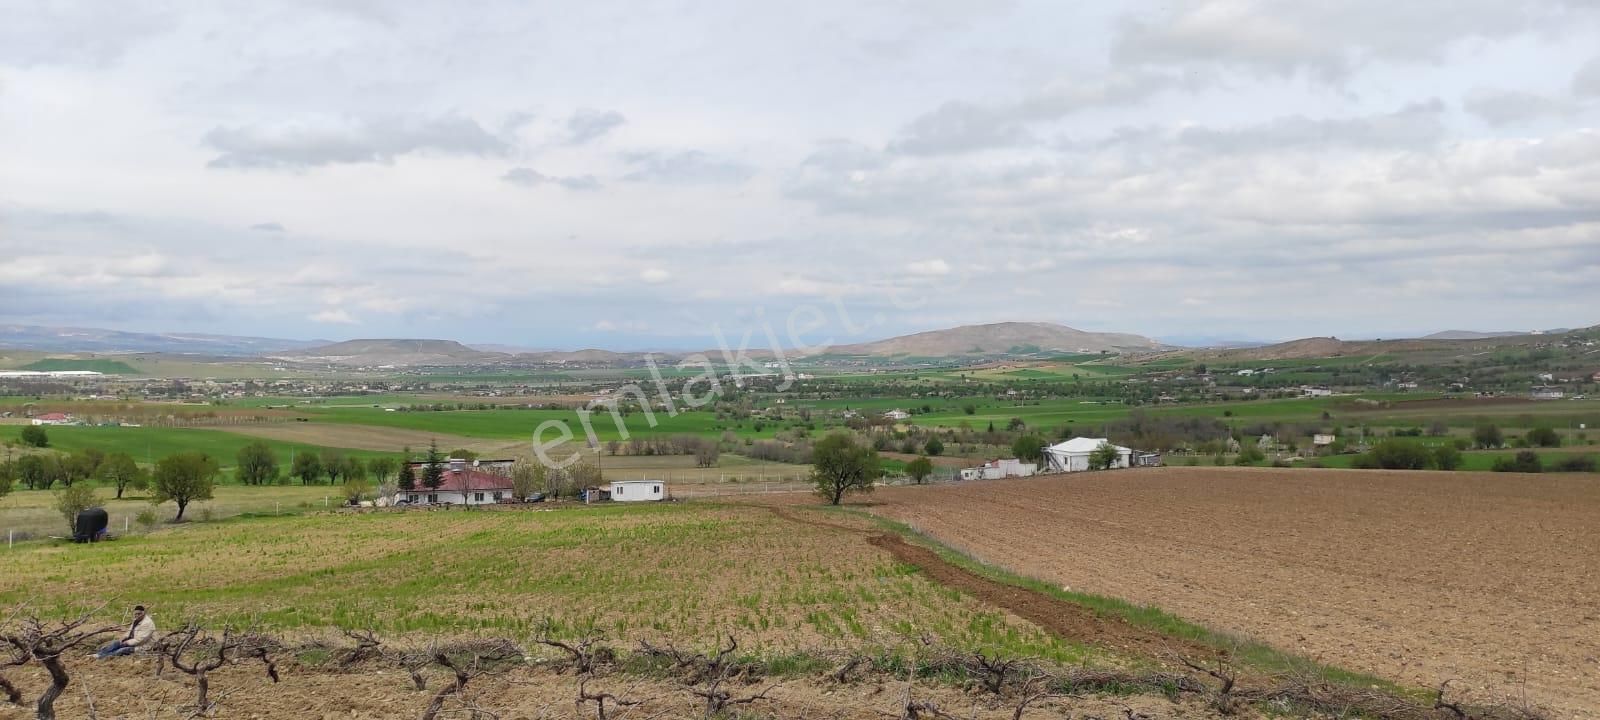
[523,493,546,503]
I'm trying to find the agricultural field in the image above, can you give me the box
[858,467,1600,719]
[0,484,345,540]
[1,503,1099,660]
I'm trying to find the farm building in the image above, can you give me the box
[1531,386,1565,400]
[958,458,1037,481]
[401,460,513,505]
[1042,437,1132,472]
[1132,452,1162,467]
[883,409,911,421]
[609,480,666,502]
[30,412,75,426]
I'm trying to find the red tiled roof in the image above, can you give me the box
[417,468,513,493]
[36,413,70,421]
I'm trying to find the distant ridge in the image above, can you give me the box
[823,321,1168,357]
[0,324,325,354]
[277,339,503,366]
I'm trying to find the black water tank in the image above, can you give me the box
[74,508,109,543]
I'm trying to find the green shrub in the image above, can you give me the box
[1525,427,1561,448]
[1432,445,1462,471]
[1492,451,1542,473]
[135,509,158,530]
[1369,439,1433,470]
[1553,455,1596,473]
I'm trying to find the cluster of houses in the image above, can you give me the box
[394,458,667,506]
[957,437,1161,481]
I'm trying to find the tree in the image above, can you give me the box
[1011,435,1045,464]
[448,448,478,461]
[1368,439,1433,470]
[17,454,63,490]
[811,433,880,505]
[342,456,368,488]
[368,456,399,486]
[1088,442,1121,471]
[342,474,373,505]
[1006,417,1026,431]
[422,441,446,490]
[905,456,934,485]
[19,425,48,447]
[61,448,104,487]
[290,452,323,485]
[53,483,101,533]
[0,461,12,501]
[321,449,347,485]
[398,462,417,492]
[151,451,218,521]
[1432,444,1463,471]
[511,458,545,501]
[96,452,147,499]
[1492,450,1543,473]
[1525,426,1562,448]
[235,441,279,486]
[1473,423,1503,449]
[924,437,944,456]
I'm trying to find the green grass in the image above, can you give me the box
[0,425,399,476]
[17,358,139,374]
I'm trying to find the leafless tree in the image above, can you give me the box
[534,624,612,675]
[1178,655,1237,716]
[0,610,118,720]
[159,625,279,716]
[340,628,384,667]
[418,641,521,720]
[575,676,642,720]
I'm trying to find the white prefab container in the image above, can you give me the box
[609,480,666,502]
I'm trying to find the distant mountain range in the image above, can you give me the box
[1419,329,1571,340]
[0,325,326,354]
[3,322,1590,367]
[822,321,1168,357]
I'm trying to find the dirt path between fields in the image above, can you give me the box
[763,506,1223,665]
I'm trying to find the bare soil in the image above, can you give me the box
[856,467,1600,719]
[0,654,1232,720]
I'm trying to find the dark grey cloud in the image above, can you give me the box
[566,109,626,144]
[501,167,603,191]
[1463,88,1580,127]
[621,150,753,184]
[203,115,508,169]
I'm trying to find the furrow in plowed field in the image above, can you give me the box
[862,467,1600,719]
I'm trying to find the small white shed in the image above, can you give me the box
[609,480,666,502]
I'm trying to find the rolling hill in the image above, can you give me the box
[823,321,1168,357]
[275,339,505,366]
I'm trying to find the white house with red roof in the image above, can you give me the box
[402,459,514,505]
[30,412,75,426]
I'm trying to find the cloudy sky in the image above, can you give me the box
[3,0,1599,349]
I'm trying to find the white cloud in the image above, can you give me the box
[906,259,952,276]
[2,1,1597,345]
[310,308,357,324]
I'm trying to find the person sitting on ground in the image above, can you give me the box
[96,605,155,659]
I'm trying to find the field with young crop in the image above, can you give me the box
[0,484,345,540]
[0,503,1100,666]
[860,467,1600,719]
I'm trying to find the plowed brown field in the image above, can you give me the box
[861,467,1600,719]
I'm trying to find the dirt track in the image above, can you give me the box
[858,467,1600,719]
[765,506,1223,664]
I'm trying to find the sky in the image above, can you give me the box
[2,0,1599,350]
